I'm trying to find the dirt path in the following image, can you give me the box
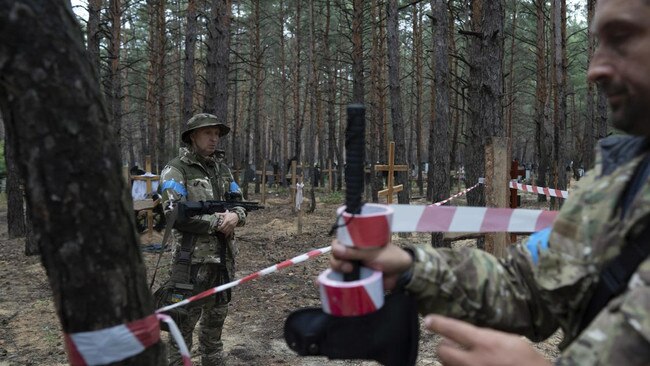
[0,191,560,365]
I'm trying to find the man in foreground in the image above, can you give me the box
[332,0,650,364]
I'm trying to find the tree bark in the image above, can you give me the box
[412,3,424,197]
[583,0,596,170]
[182,0,197,124]
[107,0,123,153]
[0,1,164,363]
[551,0,567,209]
[351,0,365,104]
[429,0,451,247]
[386,0,409,204]
[86,0,102,78]
[4,119,25,238]
[292,0,303,162]
[204,0,231,126]
[466,0,504,208]
[534,0,550,202]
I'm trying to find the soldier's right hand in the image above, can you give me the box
[329,239,413,290]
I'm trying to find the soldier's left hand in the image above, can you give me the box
[424,315,551,366]
[216,211,239,236]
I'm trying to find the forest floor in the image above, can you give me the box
[0,185,561,365]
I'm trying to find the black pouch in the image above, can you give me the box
[284,291,419,366]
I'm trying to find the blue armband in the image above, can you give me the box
[160,179,187,197]
[230,181,240,193]
[526,227,552,265]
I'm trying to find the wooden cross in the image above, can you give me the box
[375,142,408,204]
[321,159,336,192]
[131,155,160,239]
[131,155,160,196]
[254,161,270,204]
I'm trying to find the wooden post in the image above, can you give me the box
[131,155,160,240]
[376,142,408,203]
[322,159,335,192]
[485,137,509,257]
[509,159,525,242]
[297,176,303,235]
[291,160,297,208]
[260,161,267,204]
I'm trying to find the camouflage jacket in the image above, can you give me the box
[159,147,246,274]
[405,135,650,364]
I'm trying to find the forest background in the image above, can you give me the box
[21,0,604,209]
[0,0,609,364]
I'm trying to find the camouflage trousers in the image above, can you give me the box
[168,264,231,366]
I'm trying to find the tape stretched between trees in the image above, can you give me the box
[64,314,161,366]
[509,181,569,199]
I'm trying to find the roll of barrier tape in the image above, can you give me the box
[336,203,393,248]
[319,267,384,316]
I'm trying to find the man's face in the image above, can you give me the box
[190,126,221,157]
[588,0,650,136]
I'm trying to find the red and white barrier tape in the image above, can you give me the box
[390,204,558,233]
[64,314,160,366]
[434,182,481,206]
[156,246,332,314]
[157,314,192,366]
[319,267,384,316]
[509,181,569,199]
[336,203,393,248]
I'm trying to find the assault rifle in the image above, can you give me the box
[176,199,264,220]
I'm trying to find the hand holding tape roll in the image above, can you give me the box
[319,203,394,316]
[285,105,420,366]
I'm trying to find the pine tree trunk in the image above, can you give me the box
[182,0,197,124]
[86,0,102,77]
[584,0,596,170]
[534,0,550,202]
[0,2,164,363]
[4,129,25,238]
[429,0,451,247]
[466,0,504,208]
[108,0,123,153]
[351,0,365,104]
[386,0,409,204]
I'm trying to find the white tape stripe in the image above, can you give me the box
[390,204,557,233]
[507,207,541,232]
[157,246,332,314]
[390,205,424,231]
[449,206,486,232]
[157,314,192,365]
[509,181,568,198]
[70,324,145,365]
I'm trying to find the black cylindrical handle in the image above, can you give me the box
[345,104,365,215]
[344,104,365,282]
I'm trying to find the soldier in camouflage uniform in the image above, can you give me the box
[160,113,246,366]
[331,0,650,364]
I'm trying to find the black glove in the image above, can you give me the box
[284,291,419,366]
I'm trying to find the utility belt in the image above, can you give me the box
[154,231,232,330]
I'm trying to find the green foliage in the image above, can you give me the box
[321,190,345,205]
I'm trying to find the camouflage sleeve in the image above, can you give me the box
[231,206,247,227]
[160,165,218,234]
[405,242,559,341]
[557,260,650,365]
[219,162,246,227]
